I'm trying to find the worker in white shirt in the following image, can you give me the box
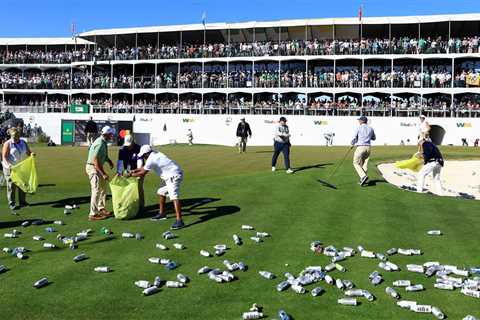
[418,115,431,140]
[128,145,185,230]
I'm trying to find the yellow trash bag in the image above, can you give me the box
[109,175,140,220]
[10,156,39,194]
[395,154,424,172]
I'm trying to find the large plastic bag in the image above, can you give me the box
[109,175,139,220]
[395,154,424,172]
[10,156,38,194]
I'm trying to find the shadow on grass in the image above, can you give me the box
[255,150,273,154]
[29,195,110,208]
[136,197,240,227]
[0,219,54,230]
[364,179,387,187]
[38,184,56,188]
[293,163,332,173]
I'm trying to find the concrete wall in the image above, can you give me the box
[15,113,480,147]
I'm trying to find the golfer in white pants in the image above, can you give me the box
[417,139,444,194]
[351,116,376,186]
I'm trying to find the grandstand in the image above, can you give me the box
[0,13,479,146]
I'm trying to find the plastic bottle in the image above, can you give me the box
[427,230,442,235]
[32,235,44,241]
[0,265,8,273]
[250,237,262,243]
[135,233,143,240]
[434,283,454,290]
[165,261,178,270]
[276,280,290,292]
[291,284,306,294]
[100,227,112,235]
[335,278,345,290]
[345,289,364,297]
[396,300,417,309]
[363,290,375,301]
[324,274,334,285]
[43,243,56,249]
[21,221,30,227]
[54,220,64,225]
[238,261,247,272]
[173,243,184,250]
[393,280,411,287]
[241,225,254,230]
[412,305,432,313]
[386,248,397,255]
[335,263,346,272]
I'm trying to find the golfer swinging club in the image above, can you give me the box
[128,145,185,230]
[351,116,376,186]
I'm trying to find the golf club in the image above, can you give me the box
[317,146,354,189]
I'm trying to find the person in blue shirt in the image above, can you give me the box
[417,138,444,194]
[117,135,144,208]
[351,116,376,186]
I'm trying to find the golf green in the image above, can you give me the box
[0,145,479,320]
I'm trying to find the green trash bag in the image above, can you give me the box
[10,156,39,194]
[109,175,140,220]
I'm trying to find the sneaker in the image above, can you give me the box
[360,176,369,186]
[89,214,108,221]
[150,213,167,221]
[99,209,114,218]
[171,219,185,230]
[271,167,276,172]
[286,169,294,174]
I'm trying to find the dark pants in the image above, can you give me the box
[272,141,291,169]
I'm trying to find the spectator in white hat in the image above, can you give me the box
[128,145,185,230]
[85,126,114,220]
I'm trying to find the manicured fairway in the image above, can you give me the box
[0,145,479,320]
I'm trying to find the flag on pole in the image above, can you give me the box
[358,5,363,22]
[71,21,77,40]
[201,12,207,29]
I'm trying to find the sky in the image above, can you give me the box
[0,0,479,37]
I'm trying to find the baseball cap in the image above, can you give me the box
[279,116,287,122]
[101,126,115,135]
[123,135,133,147]
[240,117,245,120]
[358,116,368,122]
[419,114,426,119]
[138,145,153,158]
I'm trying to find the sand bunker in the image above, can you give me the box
[378,160,480,200]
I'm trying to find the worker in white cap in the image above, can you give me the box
[85,126,115,221]
[117,134,144,209]
[128,145,185,230]
[418,115,431,140]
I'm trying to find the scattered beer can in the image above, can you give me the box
[200,250,211,257]
[94,266,111,273]
[156,243,168,250]
[241,225,254,230]
[233,234,242,245]
[135,280,151,289]
[173,243,184,250]
[434,283,454,290]
[276,280,290,292]
[338,298,357,306]
[43,243,56,249]
[54,220,64,225]
[242,311,263,320]
[122,232,134,238]
[32,235,44,241]
[385,287,400,299]
[73,253,88,263]
[177,274,189,283]
[396,300,417,309]
[393,280,411,287]
[142,286,159,296]
[250,237,263,243]
[431,306,445,319]
[386,248,397,255]
[33,277,49,288]
[345,289,364,297]
[166,281,184,288]
[363,290,375,301]
[406,284,424,292]
[197,266,211,274]
[21,221,30,227]
[427,230,442,236]
[259,271,275,280]
[291,283,306,294]
[0,265,8,273]
[412,305,432,313]
[311,287,324,296]
[407,264,424,273]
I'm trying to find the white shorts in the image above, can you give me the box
[157,174,183,200]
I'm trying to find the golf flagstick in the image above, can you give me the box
[317,146,354,189]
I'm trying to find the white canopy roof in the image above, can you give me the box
[0,37,94,46]
[80,13,480,36]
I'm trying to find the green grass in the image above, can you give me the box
[0,144,479,320]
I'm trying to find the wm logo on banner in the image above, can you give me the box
[314,120,329,125]
[456,123,472,128]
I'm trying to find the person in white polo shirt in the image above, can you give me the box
[128,145,185,230]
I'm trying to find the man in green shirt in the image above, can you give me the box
[85,126,115,220]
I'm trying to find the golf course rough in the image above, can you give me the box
[0,145,479,320]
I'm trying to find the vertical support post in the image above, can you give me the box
[135,33,138,60]
[114,34,117,61]
[448,20,451,53]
